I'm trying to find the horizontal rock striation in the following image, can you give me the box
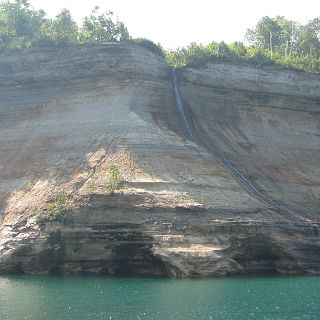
[0,43,319,276]
[179,63,320,219]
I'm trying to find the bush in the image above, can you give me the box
[131,38,164,57]
[105,163,124,194]
[86,179,97,192]
[35,191,68,222]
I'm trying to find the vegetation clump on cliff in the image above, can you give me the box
[165,16,320,72]
[0,0,130,49]
[35,191,68,222]
[106,163,124,194]
[0,1,319,72]
[131,38,164,57]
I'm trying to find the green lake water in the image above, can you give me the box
[0,275,319,320]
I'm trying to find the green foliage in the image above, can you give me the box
[165,42,210,68]
[165,41,246,69]
[33,9,78,46]
[80,6,130,42]
[0,0,45,49]
[200,195,208,208]
[165,40,320,73]
[131,38,164,57]
[105,163,124,194]
[228,41,247,57]
[35,191,68,223]
[245,46,272,63]
[0,4,319,73]
[86,179,97,192]
[296,24,320,57]
[165,15,320,73]
[246,16,283,57]
[0,2,130,50]
[245,15,320,64]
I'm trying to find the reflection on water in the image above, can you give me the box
[0,275,319,320]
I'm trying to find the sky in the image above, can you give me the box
[28,0,320,49]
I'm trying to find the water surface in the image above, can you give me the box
[0,275,319,320]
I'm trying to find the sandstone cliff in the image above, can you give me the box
[0,43,319,276]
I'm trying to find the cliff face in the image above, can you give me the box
[0,43,319,276]
[180,64,320,218]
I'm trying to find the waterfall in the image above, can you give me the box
[171,68,307,223]
[172,69,195,142]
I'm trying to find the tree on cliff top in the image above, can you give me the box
[33,8,78,46]
[80,6,130,42]
[245,16,320,59]
[0,0,45,48]
[0,1,131,49]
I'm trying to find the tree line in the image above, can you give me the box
[0,1,319,72]
[165,16,320,72]
[0,0,130,49]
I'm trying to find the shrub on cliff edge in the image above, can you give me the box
[35,191,68,223]
[131,38,164,57]
[105,163,124,194]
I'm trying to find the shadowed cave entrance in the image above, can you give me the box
[232,236,298,274]
[89,224,169,277]
[37,223,170,277]
[110,241,167,276]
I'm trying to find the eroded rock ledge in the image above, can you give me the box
[1,199,319,276]
[0,43,319,276]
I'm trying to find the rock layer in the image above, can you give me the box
[0,43,319,276]
[179,63,320,218]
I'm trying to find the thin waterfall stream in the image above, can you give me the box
[172,69,195,141]
[171,69,308,223]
